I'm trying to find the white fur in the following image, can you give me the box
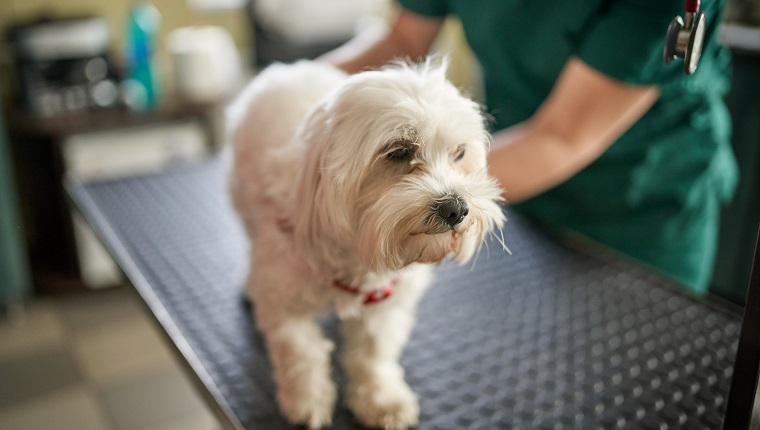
[227,60,506,429]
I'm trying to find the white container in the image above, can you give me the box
[167,26,242,102]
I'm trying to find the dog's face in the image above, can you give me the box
[292,62,506,272]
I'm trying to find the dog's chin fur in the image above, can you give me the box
[227,59,505,429]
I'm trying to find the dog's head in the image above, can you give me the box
[292,60,506,272]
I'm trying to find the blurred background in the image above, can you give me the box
[0,0,758,429]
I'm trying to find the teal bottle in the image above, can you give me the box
[124,2,161,110]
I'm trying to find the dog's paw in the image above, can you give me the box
[278,380,337,429]
[347,379,420,430]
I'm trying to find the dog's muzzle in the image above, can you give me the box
[436,195,469,228]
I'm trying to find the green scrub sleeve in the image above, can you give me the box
[577,0,683,85]
[397,0,449,18]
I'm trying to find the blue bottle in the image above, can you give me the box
[124,2,161,110]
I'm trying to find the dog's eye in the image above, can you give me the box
[453,145,466,162]
[386,147,412,162]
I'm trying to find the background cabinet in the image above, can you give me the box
[712,49,760,305]
[0,104,32,305]
[6,102,214,294]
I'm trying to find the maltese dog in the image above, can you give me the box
[227,59,506,429]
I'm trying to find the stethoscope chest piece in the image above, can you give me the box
[663,3,706,75]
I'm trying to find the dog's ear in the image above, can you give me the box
[290,105,353,267]
[290,106,327,261]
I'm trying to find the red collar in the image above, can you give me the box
[333,277,400,305]
[276,219,399,305]
[276,218,294,233]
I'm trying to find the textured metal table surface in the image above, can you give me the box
[66,156,741,430]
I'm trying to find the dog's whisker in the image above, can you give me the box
[469,239,482,272]
[492,227,511,255]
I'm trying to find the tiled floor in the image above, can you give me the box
[0,286,219,430]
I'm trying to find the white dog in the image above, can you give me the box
[227,60,506,429]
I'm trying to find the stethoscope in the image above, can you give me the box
[663,0,707,75]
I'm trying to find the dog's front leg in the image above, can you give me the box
[341,295,422,430]
[255,306,337,429]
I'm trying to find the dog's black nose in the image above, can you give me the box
[437,196,469,228]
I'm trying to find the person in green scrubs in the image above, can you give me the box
[320,0,737,294]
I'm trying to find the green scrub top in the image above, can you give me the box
[399,0,738,293]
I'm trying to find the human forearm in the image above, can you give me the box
[489,122,613,203]
[488,58,660,203]
[318,26,412,73]
[318,9,443,74]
